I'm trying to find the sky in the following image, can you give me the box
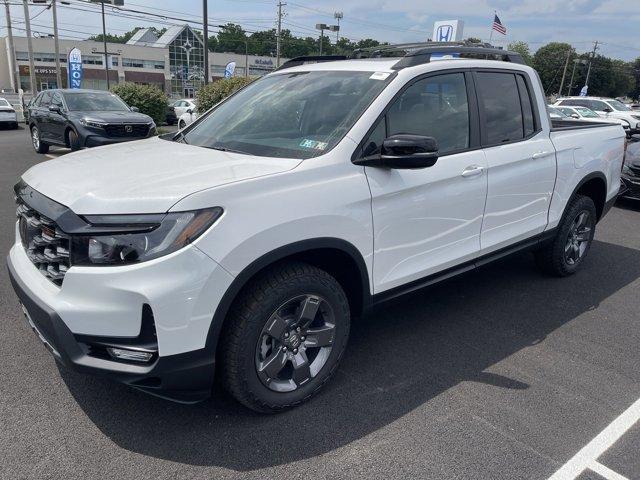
[1,0,639,61]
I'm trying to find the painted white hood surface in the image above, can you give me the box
[22,137,301,214]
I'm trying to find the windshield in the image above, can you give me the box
[182,71,392,159]
[63,92,130,112]
[575,107,599,118]
[0,99,10,107]
[548,106,568,118]
[608,100,631,111]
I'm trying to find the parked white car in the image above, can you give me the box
[9,45,625,412]
[178,109,198,129]
[554,96,640,135]
[0,97,19,129]
[556,105,631,136]
[171,98,197,118]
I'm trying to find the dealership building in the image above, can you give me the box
[0,24,287,97]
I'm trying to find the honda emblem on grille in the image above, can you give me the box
[125,125,133,133]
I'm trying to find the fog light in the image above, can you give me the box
[107,347,154,363]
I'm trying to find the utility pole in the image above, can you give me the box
[567,59,578,96]
[558,48,571,96]
[276,1,285,68]
[22,0,37,93]
[3,1,19,92]
[100,0,110,89]
[203,0,209,84]
[51,0,62,88]
[584,40,598,89]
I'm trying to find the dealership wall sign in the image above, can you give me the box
[68,47,83,89]
[432,20,464,42]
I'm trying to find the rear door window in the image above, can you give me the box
[476,72,524,145]
[516,75,536,137]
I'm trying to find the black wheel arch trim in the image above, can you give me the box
[566,171,609,222]
[204,238,372,357]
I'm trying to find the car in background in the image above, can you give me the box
[178,108,198,129]
[27,89,156,154]
[0,97,19,129]
[557,105,631,137]
[620,139,640,200]
[171,99,197,118]
[547,105,570,120]
[165,103,177,126]
[554,96,640,135]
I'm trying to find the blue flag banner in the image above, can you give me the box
[68,47,83,89]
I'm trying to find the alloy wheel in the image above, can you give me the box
[255,294,336,393]
[564,210,592,265]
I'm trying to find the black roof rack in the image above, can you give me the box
[276,55,348,71]
[276,42,524,72]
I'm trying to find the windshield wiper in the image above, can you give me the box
[208,145,250,155]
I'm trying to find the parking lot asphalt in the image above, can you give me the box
[1,126,639,480]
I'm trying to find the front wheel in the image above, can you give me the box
[67,129,81,151]
[30,125,49,154]
[220,262,350,413]
[535,194,597,276]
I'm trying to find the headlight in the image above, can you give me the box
[79,118,107,129]
[70,207,223,266]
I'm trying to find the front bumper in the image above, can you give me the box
[620,174,640,199]
[7,230,235,402]
[82,133,153,148]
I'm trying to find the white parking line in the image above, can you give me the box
[548,397,640,480]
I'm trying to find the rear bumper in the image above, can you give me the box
[7,255,216,403]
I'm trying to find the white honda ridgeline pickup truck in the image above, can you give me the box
[8,44,625,413]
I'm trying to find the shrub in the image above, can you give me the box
[195,77,255,113]
[110,83,168,125]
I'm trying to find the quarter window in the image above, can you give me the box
[476,72,524,145]
[386,73,470,154]
[516,75,535,137]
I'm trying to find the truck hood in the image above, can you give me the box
[22,137,302,214]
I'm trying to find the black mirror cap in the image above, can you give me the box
[355,134,439,169]
[603,107,613,113]
[48,105,62,113]
[186,108,193,114]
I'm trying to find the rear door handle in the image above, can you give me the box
[532,151,551,159]
[461,165,484,177]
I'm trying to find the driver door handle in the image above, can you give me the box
[532,151,551,159]
[461,165,484,177]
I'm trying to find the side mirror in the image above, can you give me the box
[602,107,613,113]
[48,105,62,114]
[186,108,193,115]
[571,113,580,119]
[355,134,439,169]
[130,106,140,112]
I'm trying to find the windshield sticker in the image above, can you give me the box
[370,72,391,81]
[300,139,328,151]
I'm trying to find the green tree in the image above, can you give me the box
[630,58,640,100]
[196,76,254,113]
[89,27,166,44]
[508,41,533,66]
[533,42,575,94]
[217,23,248,54]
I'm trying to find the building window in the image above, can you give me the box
[122,58,165,69]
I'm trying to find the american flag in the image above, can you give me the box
[492,14,507,35]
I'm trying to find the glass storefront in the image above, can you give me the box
[168,26,205,97]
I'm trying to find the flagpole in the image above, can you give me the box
[489,10,495,44]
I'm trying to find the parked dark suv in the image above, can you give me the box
[27,89,155,154]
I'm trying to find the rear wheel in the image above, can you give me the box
[535,194,597,276]
[220,262,350,413]
[30,125,49,154]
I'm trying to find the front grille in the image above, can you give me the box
[16,198,70,286]
[104,123,150,138]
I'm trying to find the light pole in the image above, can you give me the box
[333,11,343,44]
[203,0,208,84]
[22,0,37,93]
[315,23,339,56]
[3,0,19,92]
[179,41,194,97]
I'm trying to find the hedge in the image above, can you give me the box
[195,77,255,114]
[110,83,168,125]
